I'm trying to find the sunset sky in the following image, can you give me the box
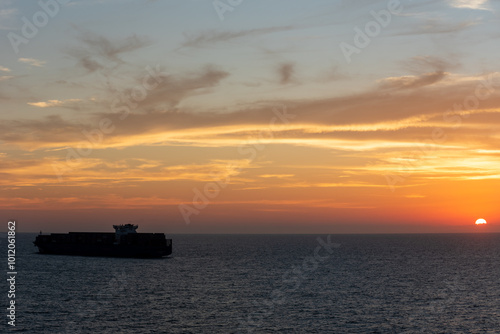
[1,0,500,233]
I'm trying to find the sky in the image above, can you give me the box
[1,0,500,233]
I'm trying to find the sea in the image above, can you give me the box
[2,233,500,333]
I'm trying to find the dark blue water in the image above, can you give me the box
[2,233,500,333]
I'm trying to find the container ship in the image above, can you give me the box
[33,224,172,258]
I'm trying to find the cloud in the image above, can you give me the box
[404,55,457,73]
[0,115,84,146]
[0,76,13,81]
[2,72,500,152]
[259,174,295,179]
[277,62,295,85]
[18,58,46,67]
[28,99,82,108]
[0,155,248,190]
[318,65,348,83]
[0,8,16,18]
[80,32,151,62]
[381,55,457,90]
[378,71,448,90]
[34,65,228,112]
[380,55,457,89]
[448,0,490,10]
[67,31,152,73]
[405,194,426,198]
[117,65,229,110]
[181,26,295,48]
[0,8,17,30]
[78,56,104,73]
[396,18,478,36]
[0,65,10,72]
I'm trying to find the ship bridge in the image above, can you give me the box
[113,224,138,244]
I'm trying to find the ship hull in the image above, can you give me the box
[34,232,172,258]
[35,243,172,258]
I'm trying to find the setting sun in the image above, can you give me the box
[475,219,487,225]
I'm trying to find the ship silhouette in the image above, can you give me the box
[33,224,172,258]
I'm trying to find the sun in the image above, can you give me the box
[475,218,487,225]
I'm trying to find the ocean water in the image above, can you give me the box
[2,233,500,333]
